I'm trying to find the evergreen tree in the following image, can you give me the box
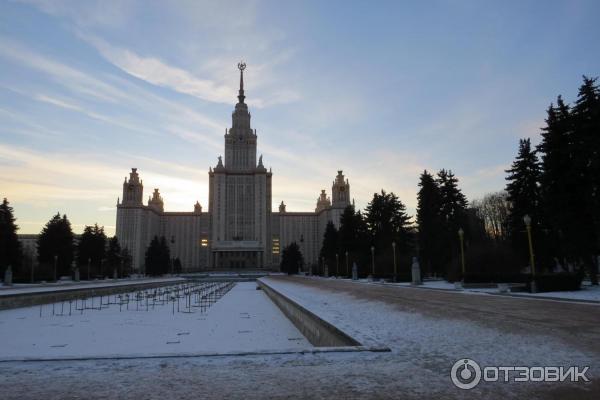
[106,236,122,277]
[437,170,468,232]
[364,190,412,276]
[319,221,339,275]
[364,190,412,249]
[173,257,182,274]
[37,213,75,279]
[158,236,171,275]
[538,98,575,265]
[0,198,22,276]
[505,138,542,266]
[121,247,133,276]
[416,171,443,275]
[436,170,468,276]
[145,236,162,276]
[571,76,600,283]
[280,242,304,274]
[77,224,107,277]
[338,205,369,276]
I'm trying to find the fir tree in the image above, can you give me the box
[436,169,468,276]
[144,236,170,276]
[416,171,443,275]
[0,198,22,277]
[538,98,574,265]
[280,242,304,274]
[338,205,369,275]
[77,224,107,277]
[106,236,122,278]
[319,221,339,275]
[364,190,412,276]
[571,76,600,283]
[37,213,75,279]
[505,139,542,270]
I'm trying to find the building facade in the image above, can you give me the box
[116,64,351,272]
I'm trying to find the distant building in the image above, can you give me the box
[116,63,351,272]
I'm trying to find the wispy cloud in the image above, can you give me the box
[81,35,237,105]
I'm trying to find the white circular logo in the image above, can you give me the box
[451,358,482,389]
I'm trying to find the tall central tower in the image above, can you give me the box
[224,62,257,171]
[208,62,272,269]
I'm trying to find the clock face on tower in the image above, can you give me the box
[340,187,345,192]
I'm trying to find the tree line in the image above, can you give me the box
[283,76,599,286]
[0,204,134,282]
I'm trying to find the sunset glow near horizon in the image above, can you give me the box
[1,0,599,236]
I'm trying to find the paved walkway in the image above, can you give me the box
[279,276,600,353]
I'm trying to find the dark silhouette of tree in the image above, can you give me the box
[570,76,600,284]
[37,213,74,279]
[416,171,444,275]
[280,242,304,274]
[537,77,600,283]
[538,98,573,267]
[319,221,339,275]
[364,190,412,277]
[121,247,133,276]
[0,198,22,276]
[365,190,412,249]
[505,138,542,266]
[77,224,107,277]
[106,236,122,278]
[145,236,170,276]
[173,257,182,274]
[437,169,468,276]
[338,205,369,276]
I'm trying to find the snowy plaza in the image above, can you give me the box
[1,275,599,399]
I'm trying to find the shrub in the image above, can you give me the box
[529,272,583,292]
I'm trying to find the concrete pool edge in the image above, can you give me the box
[257,278,390,352]
[0,279,187,310]
[0,344,390,363]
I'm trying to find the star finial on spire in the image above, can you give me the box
[237,61,246,104]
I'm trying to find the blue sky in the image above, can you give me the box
[1,0,599,235]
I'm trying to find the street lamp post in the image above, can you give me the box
[335,253,339,277]
[523,214,537,293]
[392,241,397,282]
[30,256,34,283]
[53,254,58,282]
[458,228,465,282]
[345,251,349,277]
[370,246,375,277]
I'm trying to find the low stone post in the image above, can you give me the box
[352,262,358,281]
[74,267,80,282]
[4,265,13,286]
[411,257,422,286]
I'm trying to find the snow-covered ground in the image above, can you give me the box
[345,278,600,302]
[0,277,598,399]
[509,282,600,302]
[0,281,310,360]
